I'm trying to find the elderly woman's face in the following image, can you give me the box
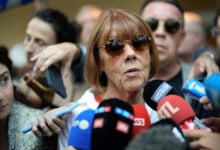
[0,64,13,120]
[99,31,151,92]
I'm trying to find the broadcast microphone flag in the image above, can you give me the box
[132,104,150,138]
[143,80,179,110]
[204,73,220,110]
[67,109,95,150]
[91,98,134,150]
[156,95,198,130]
[182,78,206,100]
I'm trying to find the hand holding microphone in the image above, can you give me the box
[183,73,220,111]
[143,80,206,129]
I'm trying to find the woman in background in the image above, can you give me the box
[0,46,56,149]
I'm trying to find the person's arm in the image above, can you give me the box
[188,50,219,78]
[201,117,220,133]
[199,96,214,110]
[31,42,81,78]
[15,77,45,108]
[16,42,81,108]
[71,44,85,82]
[184,129,220,150]
[31,104,70,137]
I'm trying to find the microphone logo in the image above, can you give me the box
[133,118,145,126]
[151,82,172,102]
[158,101,179,119]
[188,81,205,94]
[183,78,206,100]
[72,119,90,130]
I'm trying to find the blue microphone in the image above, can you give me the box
[68,109,95,150]
[204,73,220,110]
[182,78,206,100]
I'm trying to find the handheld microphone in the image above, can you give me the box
[143,80,178,110]
[67,109,95,150]
[182,78,206,100]
[156,95,198,130]
[132,104,150,138]
[91,98,134,150]
[204,73,220,110]
[126,119,190,150]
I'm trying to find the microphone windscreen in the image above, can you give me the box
[143,80,178,110]
[204,73,220,110]
[132,104,150,138]
[67,109,95,150]
[126,119,190,150]
[157,95,195,125]
[182,78,206,100]
[91,98,134,150]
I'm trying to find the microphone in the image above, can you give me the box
[91,98,134,150]
[67,109,95,150]
[143,80,179,110]
[126,119,190,150]
[182,78,206,100]
[156,95,198,130]
[204,73,220,110]
[132,104,150,138]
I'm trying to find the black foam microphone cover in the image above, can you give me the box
[143,80,178,110]
[91,98,134,150]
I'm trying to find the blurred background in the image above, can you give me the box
[0,0,219,49]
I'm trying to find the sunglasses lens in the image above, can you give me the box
[132,35,150,51]
[145,18,158,31]
[105,39,124,52]
[165,19,180,34]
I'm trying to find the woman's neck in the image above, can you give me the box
[99,86,144,105]
[152,62,181,81]
[0,118,9,150]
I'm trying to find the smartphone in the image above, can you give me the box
[46,65,67,98]
[22,102,86,133]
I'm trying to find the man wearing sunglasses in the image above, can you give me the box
[140,0,219,119]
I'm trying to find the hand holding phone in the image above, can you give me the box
[22,102,86,133]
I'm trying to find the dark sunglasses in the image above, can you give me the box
[145,18,180,34]
[99,34,151,54]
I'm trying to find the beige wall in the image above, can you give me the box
[0,0,219,49]
[0,0,144,49]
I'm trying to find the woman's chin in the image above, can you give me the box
[124,83,143,92]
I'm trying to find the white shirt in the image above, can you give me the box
[58,89,159,150]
